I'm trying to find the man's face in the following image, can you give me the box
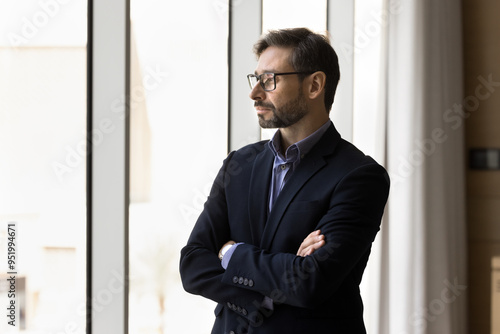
[249,46,309,129]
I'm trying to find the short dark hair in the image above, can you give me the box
[253,28,340,112]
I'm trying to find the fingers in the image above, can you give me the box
[296,231,322,256]
[302,238,325,257]
[296,230,325,257]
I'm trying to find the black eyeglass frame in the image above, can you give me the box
[247,71,316,92]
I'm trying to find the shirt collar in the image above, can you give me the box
[268,120,332,164]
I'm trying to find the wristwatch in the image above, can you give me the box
[219,242,235,261]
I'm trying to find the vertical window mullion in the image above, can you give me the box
[229,0,262,151]
[327,0,355,142]
[88,0,130,333]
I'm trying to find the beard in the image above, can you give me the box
[256,90,309,129]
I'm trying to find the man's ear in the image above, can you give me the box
[306,71,327,100]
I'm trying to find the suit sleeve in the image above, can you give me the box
[179,151,267,323]
[220,162,390,309]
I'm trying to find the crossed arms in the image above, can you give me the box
[220,229,325,260]
[180,148,390,323]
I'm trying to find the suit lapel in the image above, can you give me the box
[248,145,274,246]
[259,124,341,249]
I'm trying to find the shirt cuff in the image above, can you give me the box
[221,242,243,269]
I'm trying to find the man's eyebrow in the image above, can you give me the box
[254,69,278,75]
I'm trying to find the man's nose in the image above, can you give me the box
[249,83,265,101]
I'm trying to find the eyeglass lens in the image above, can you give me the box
[249,73,275,91]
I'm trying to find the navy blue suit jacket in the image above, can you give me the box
[180,124,390,334]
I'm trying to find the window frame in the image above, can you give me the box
[87,0,130,332]
[328,0,355,142]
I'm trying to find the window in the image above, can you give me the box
[0,1,368,332]
[0,0,87,332]
[128,1,229,332]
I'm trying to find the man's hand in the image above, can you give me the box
[296,230,325,257]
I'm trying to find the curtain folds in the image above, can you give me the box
[360,0,467,333]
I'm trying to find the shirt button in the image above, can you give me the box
[280,164,287,170]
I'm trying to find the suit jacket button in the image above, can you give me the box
[227,302,232,308]
[229,331,235,334]
[237,306,242,313]
[242,308,248,315]
[243,278,249,286]
[248,279,254,287]
[238,277,244,285]
[233,276,239,284]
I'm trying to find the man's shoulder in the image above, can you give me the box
[229,140,270,161]
[328,138,387,174]
[237,139,269,151]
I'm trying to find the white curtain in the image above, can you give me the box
[356,0,467,333]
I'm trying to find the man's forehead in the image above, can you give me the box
[255,46,293,73]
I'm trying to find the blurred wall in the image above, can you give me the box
[463,0,500,333]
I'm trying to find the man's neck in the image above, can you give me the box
[279,117,329,152]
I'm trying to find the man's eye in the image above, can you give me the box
[262,77,272,84]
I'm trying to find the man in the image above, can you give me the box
[180,28,390,333]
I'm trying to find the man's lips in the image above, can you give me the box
[255,107,271,115]
[254,104,273,115]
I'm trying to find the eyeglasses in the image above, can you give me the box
[247,71,315,92]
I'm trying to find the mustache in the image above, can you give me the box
[254,101,275,109]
